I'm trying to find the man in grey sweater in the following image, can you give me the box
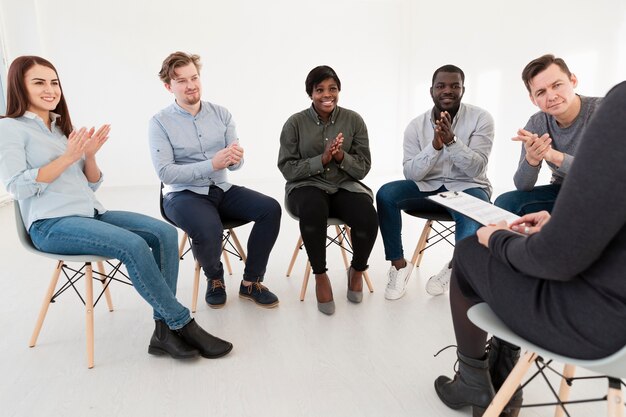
[494,54,602,215]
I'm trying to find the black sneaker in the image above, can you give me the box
[238,280,279,308]
[205,278,226,308]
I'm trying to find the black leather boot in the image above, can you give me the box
[488,337,523,417]
[435,351,495,417]
[148,320,199,359]
[176,318,233,358]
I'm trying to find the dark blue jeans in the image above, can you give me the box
[493,184,561,216]
[163,185,281,282]
[376,180,489,261]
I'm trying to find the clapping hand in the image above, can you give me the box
[322,133,344,165]
[83,124,111,159]
[512,128,552,166]
[212,141,244,170]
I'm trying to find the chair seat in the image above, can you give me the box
[405,209,454,222]
[468,303,626,378]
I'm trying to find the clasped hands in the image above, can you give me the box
[477,211,551,248]
[321,132,344,165]
[212,141,244,170]
[64,124,111,163]
[512,128,563,167]
[432,111,455,150]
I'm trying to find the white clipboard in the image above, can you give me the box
[427,191,519,226]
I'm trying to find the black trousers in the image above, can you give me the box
[287,187,378,274]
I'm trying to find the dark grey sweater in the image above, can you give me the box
[513,95,603,190]
[489,81,626,356]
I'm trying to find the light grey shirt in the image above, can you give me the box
[0,112,105,230]
[149,101,242,195]
[402,103,494,197]
[513,95,602,191]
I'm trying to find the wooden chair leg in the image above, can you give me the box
[29,260,64,348]
[191,261,201,314]
[178,233,188,259]
[411,220,433,267]
[483,351,538,417]
[85,262,95,369]
[607,378,624,417]
[96,261,114,312]
[554,364,576,417]
[339,225,350,269]
[229,229,247,262]
[286,236,303,277]
[300,261,312,301]
[222,247,233,275]
[363,271,374,293]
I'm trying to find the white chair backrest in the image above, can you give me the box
[468,303,626,379]
[13,201,40,255]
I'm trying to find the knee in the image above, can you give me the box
[494,191,518,212]
[188,225,222,246]
[159,221,179,246]
[376,183,398,207]
[120,233,153,262]
[452,236,478,270]
[263,197,282,222]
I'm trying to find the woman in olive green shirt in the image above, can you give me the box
[278,65,378,315]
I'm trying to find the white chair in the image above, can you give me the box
[284,205,374,301]
[14,202,131,369]
[468,303,626,417]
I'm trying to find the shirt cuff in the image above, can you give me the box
[309,155,324,176]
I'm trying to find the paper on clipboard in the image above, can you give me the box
[427,191,519,226]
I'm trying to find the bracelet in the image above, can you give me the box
[444,136,457,147]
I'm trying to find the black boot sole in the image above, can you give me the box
[198,343,234,359]
[148,345,199,359]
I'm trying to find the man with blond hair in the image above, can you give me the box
[149,52,281,310]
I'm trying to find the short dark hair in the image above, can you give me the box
[305,65,341,97]
[522,54,572,92]
[158,51,202,84]
[432,64,465,86]
[2,55,73,138]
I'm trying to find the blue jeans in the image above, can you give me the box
[376,180,489,261]
[493,184,561,215]
[29,210,191,330]
[163,185,281,282]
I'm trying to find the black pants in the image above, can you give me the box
[287,187,378,274]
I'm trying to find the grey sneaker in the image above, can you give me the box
[425,261,452,296]
[384,261,414,300]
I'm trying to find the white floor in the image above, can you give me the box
[0,183,609,417]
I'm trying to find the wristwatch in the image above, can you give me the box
[444,136,457,147]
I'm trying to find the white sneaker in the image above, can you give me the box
[385,261,414,300]
[425,261,452,296]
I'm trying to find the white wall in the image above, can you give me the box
[0,0,625,198]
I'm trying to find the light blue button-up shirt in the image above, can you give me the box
[148,101,242,195]
[0,112,105,230]
[402,103,494,198]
